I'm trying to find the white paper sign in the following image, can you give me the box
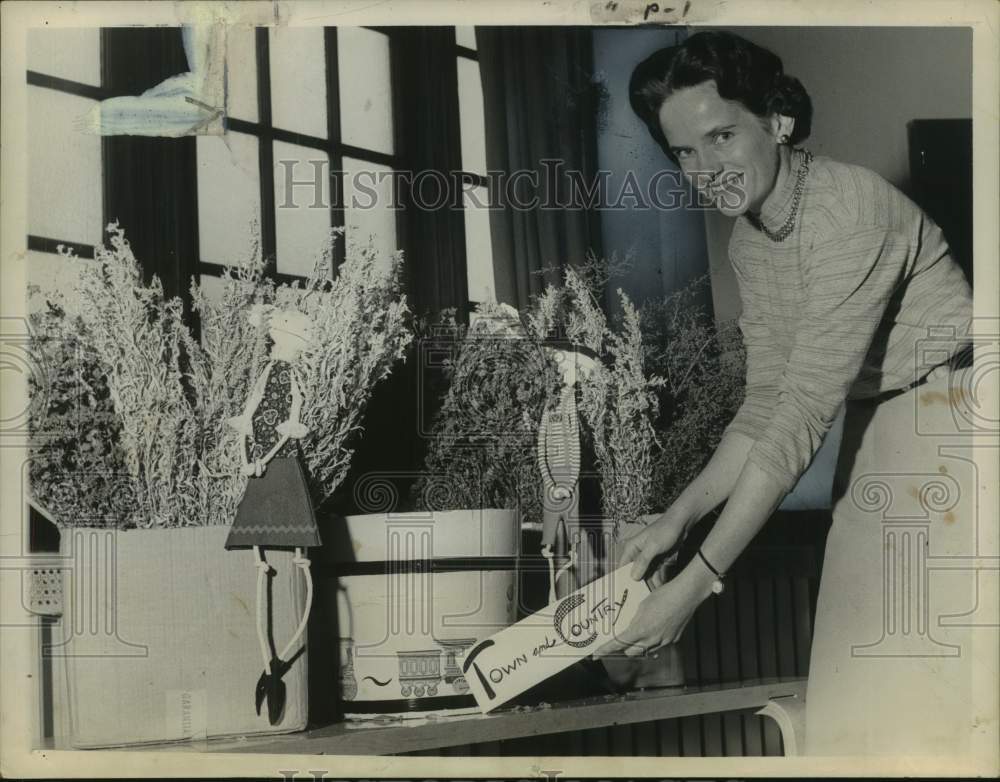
[462,565,651,713]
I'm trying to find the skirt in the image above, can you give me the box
[804,365,985,756]
[225,456,321,550]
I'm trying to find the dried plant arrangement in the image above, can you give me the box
[536,268,748,532]
[45,226,205,528]
[190,233,412,507]
[411,301,561,521]
[27,290,138,527]
[639,278,746,512]
[410,252,745,541]
[29,223,411,529]
[538,265,666,536]
[413,256,666,535]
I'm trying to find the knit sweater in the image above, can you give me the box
[724,148,973,492]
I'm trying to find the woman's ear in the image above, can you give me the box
[771,113,795,143]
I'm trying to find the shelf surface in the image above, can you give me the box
[91,677,806,756]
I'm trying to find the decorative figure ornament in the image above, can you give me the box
[537,341,601,602]
[225,305,322,724]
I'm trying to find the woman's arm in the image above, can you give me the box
[619,430,755,580]
[598,457,786,658]
[687,457,787,591]
[674,430,755,519]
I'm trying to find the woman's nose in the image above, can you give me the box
[701,149,724,178]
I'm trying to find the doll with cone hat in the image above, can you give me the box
[225,303,321,724]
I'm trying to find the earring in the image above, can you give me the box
[779,133,790,144]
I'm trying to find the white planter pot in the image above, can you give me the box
[325,509,518,720]
[48,526,308,748]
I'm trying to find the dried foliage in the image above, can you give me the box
[408,262,747,533]
[27,290,138,527]
[28,223,410,528]
[640,278,746,512]
[411,302,561,520]
[414,258,665,535]
[67,228,204,527]
[542,265,666,536]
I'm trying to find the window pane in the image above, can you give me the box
[196,133,261,266]
[463,185,495,302]
[269,27,326,139]
[28,28,101,87]
[455,27,477,50]
[457,58,487,176]
[26,250,92,306]
[225,26,258,123]
[196,274,226,305]
[28,87,102,246]
[274,141,331,278]
[337,28,393,155]
[342,157,397,274]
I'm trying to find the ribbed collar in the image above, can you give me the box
[753,147,809,235]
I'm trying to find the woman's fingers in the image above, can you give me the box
[616,531,646,568]
[592,610,648,659]
[593,635,631,659]
[629,534,666,580]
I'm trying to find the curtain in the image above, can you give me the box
[391,27,469,318]
[477,27,604,309]
[101,28,200,308]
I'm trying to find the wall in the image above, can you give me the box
[592,28,711,311]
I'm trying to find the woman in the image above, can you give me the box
[597,31,977,756]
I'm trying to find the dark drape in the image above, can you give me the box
[477,27,604,309]
[101,28,200,308]
[390,27,469,318]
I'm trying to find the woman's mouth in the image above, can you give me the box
[708,170,742,195]
[707,171,746,208]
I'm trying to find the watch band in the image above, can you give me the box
[697,549,726,595]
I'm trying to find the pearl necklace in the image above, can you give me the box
[748,149,813,242]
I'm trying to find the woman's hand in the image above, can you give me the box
[594,563,716,658]
[617,504,699,583]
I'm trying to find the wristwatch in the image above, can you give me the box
[697,549,726,595]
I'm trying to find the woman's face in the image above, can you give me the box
[657,80,787,216]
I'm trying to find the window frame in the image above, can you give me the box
[453,32,495,308]
[25,26,482,318]
[208,26,403,286]
[25,68,111,260]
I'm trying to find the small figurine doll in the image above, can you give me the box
[226,304,321,724]
[537,340,600,601]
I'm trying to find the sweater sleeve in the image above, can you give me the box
[723,243,787,443]
[745,226,911,492]
[724,307,785,443]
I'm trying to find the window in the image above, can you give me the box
[27,26,495,316]
[25,28,106,297]
[197,27,400,293]
[454,28,496,305]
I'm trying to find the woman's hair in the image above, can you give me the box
[629,31,813,162]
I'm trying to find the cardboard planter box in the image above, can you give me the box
[47,525,308,748]
[323,509,519,720]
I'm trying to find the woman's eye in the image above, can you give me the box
[714,131,733,144]
[675,149,693,160]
